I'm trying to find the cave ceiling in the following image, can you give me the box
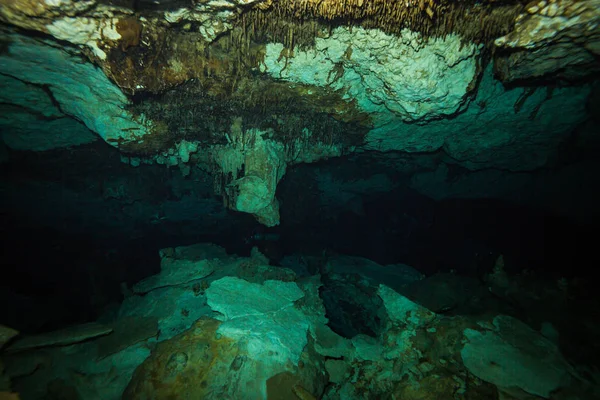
[0,0,599,229]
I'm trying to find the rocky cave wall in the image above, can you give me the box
[0,0,599,226]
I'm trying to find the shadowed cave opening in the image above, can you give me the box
[1,146,598,345]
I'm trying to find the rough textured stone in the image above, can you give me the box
[0,31,155,147]
[461,315,572,398]
[132,257,215,294]
[123,317,238,399]
[212,128,287,226]
[96,317,159,360]
[123,273,322,399]
[263,27,479,123]
[494,0,600,81]
[378,284,436,328]
[5,323,112,353]
[119,243,227,338]
[0,326,18,350]
[46,15,125,60]
[3,245,321,400]
[0,0,595,231]
[320,256,424,338]
[0,0,97,34]
[0,74,97,151]
[3,244,597,400]
[0,0,264,56]
[124,317,324,400]
[377,65,589,171]
[207,277,309,366]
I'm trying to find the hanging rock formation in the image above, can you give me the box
[0,0,598,224]
[494,0,600,82]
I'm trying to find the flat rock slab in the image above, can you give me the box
[378,284,436,327]
[461,315,571,398]
[0,326,19,349]
[5,322,112,353]
[97,316,159,360]
[206,277,309,365]
[133,259,215,294]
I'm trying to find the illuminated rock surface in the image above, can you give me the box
[0,1,599,398]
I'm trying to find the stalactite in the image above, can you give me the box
[239,0,523,44]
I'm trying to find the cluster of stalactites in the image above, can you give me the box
[242,0,523,44]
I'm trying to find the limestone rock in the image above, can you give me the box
[5,323,112,353]
[0,0,259,57]
[398,65,589,171]
[0,72,97,151]
[118,284,213,342]
[494,0,600,81]
[132,256,215,294]
[0,326,18,350]
[311,324,354,359]
[267,371,319,400]
[212,128,287,226]
[160,242,230,261]
[121,243,295,341]
[461,315,572,398]
[125,300,322,399]
[0,0,98,34]
[46,15,127,60]
[392,373,468,400]
[0,74,62,119]
[326,255,423,294]
[0,30,155,147]
[125,317,325,400]
[206,277,309,366]
[122,318,236,399]
[351,335,383,362]
[96,317,159,360]
[235,256,297,284]
[264,27,479,123]
[324,359,350,384]
[320,256,423,338]
[403,273,491,314]
[162,0,270,41]
[3,244,322,400]
[378,284,436,328]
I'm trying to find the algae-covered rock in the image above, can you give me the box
[124,314,325,400]
[123,317,238,399]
